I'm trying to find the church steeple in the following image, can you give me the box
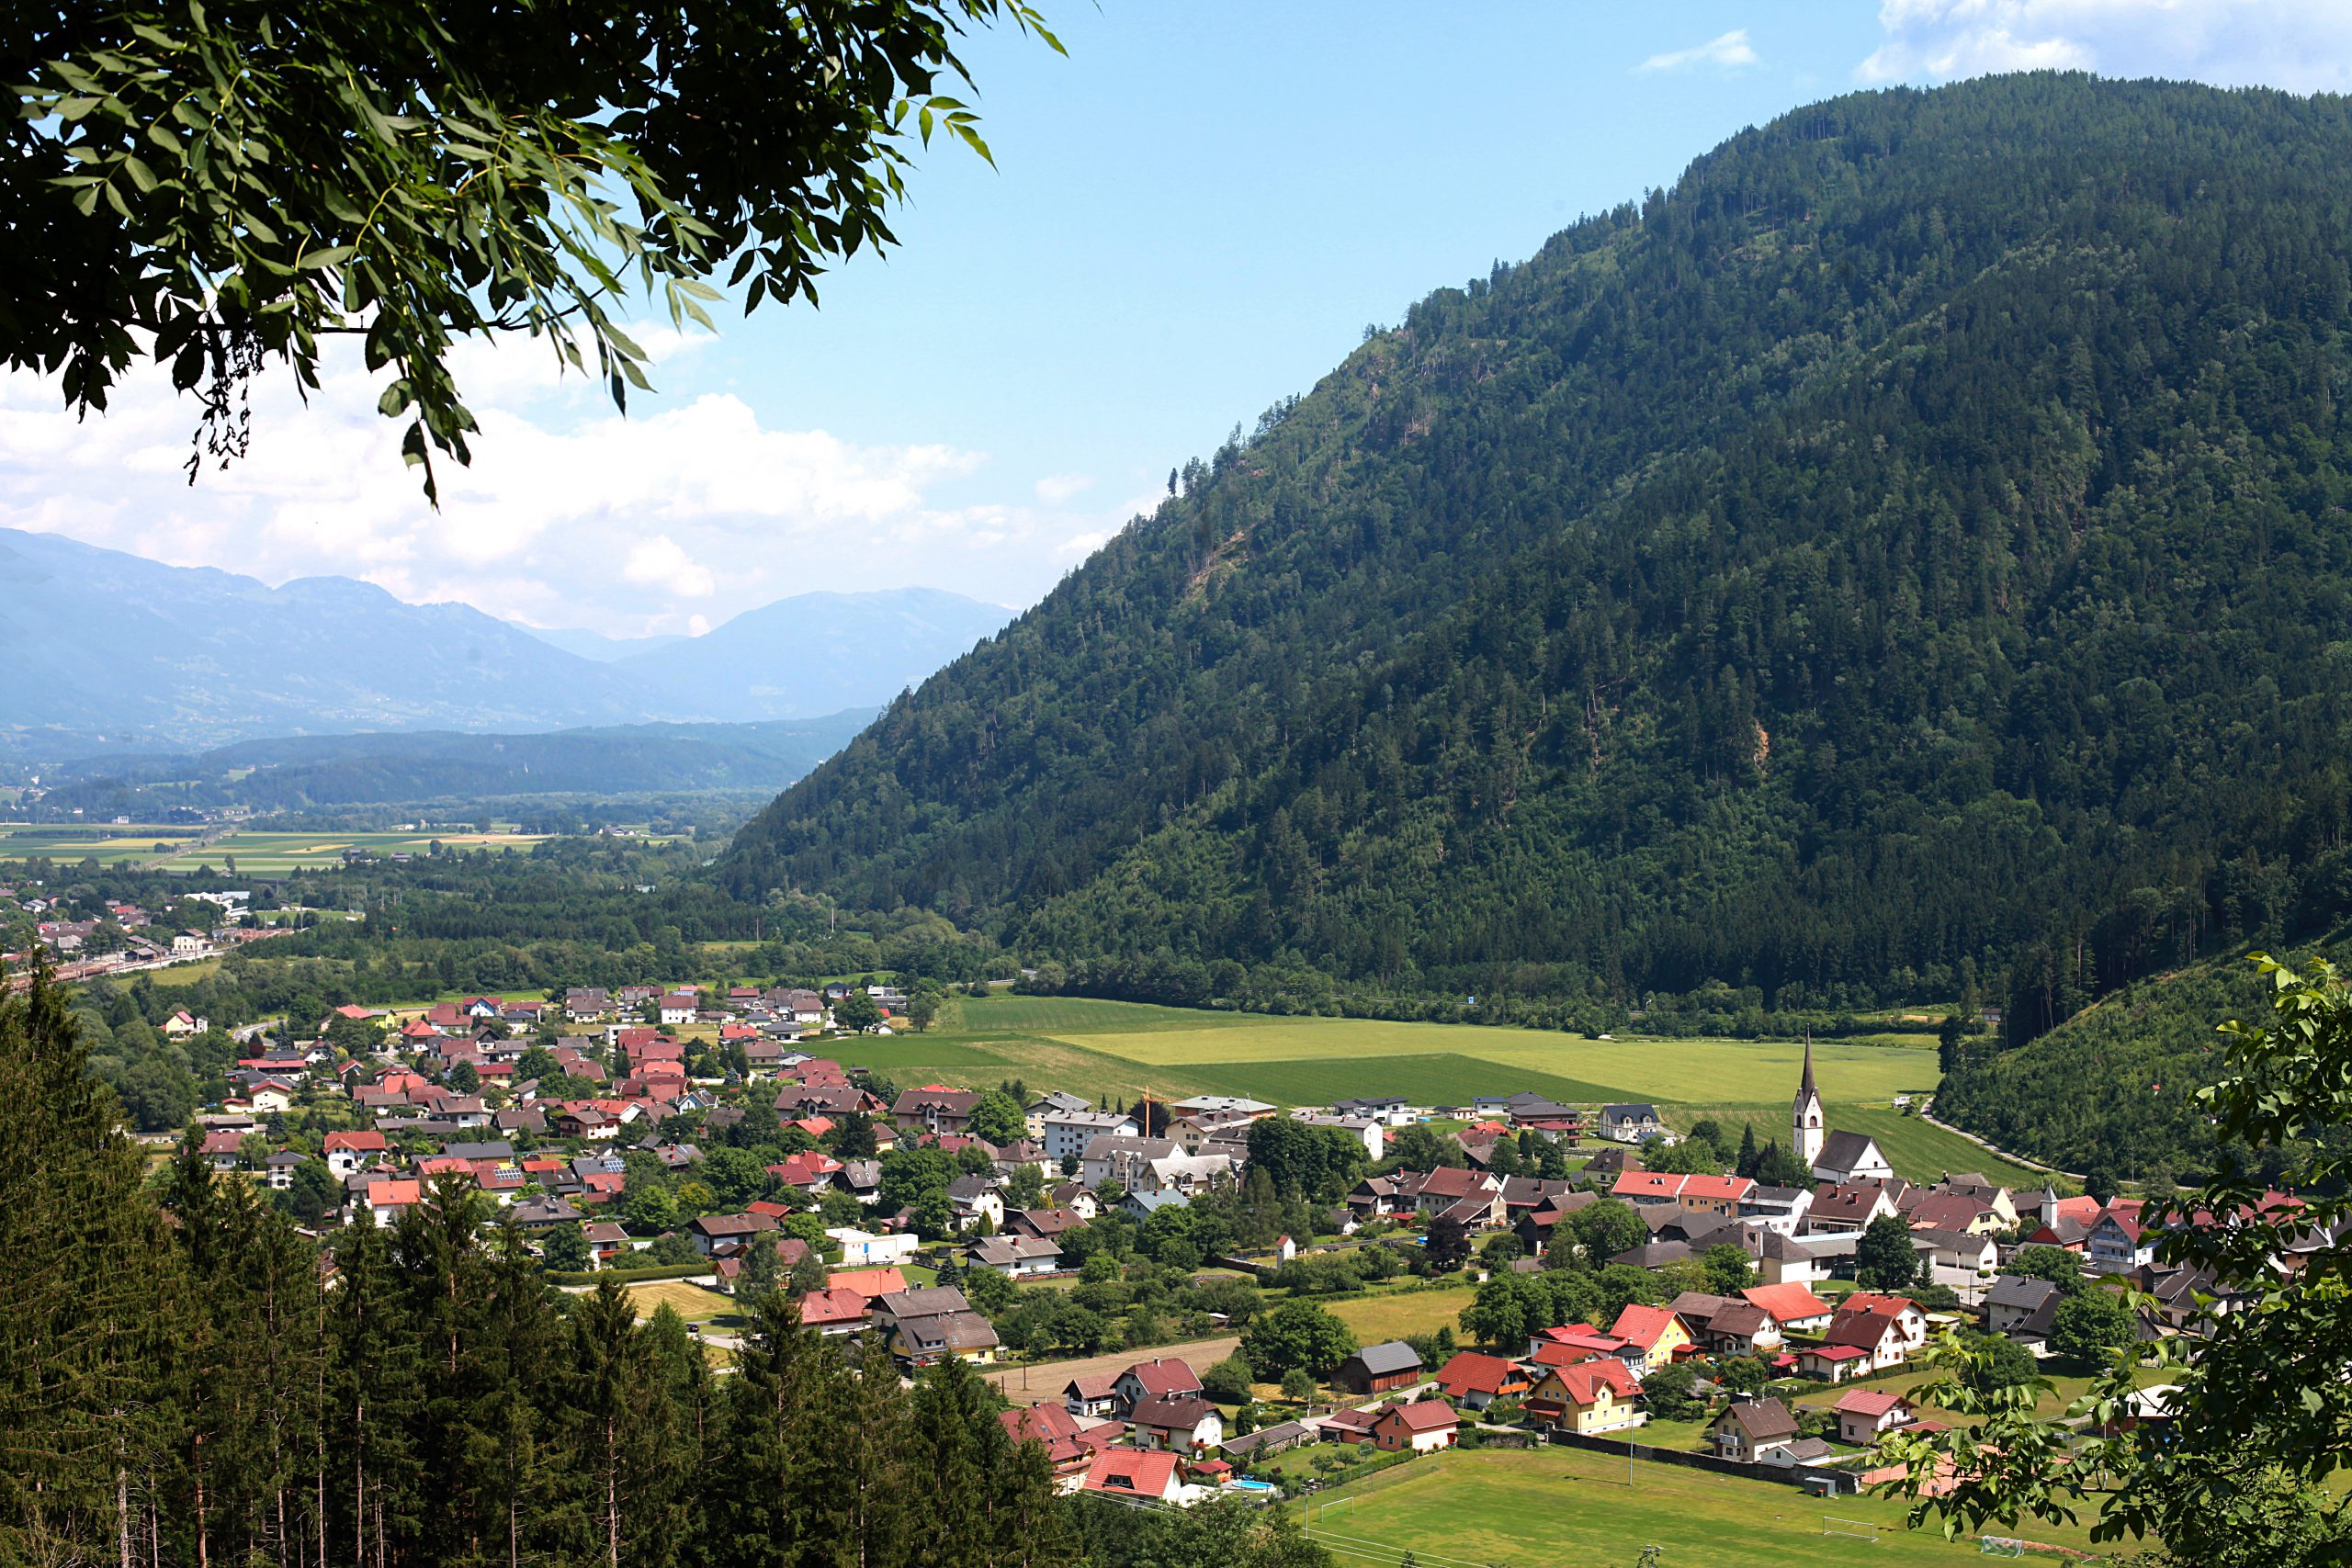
[1792,1033,1825,1167]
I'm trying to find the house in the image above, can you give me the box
[1080,1134,1182,1190]
[582,1222,629,1268]
[1526,1359,1644,1434]
[1833,1388,1917,1447]
[1166,1095,1277,1122]
[1915,1228,2000,1275]
[873,1287,1000,1367]
[1114,1357,1204,1414]
[893,1087,983,1136]
[689,1212,778,1256]
[943,1173,1007,1232]
[799,1287,874,1337]
[1839,1293,1929,1352]
[1607,1303,1693,1374]
[1221,1420,1316,1463]
[1331,1341,1424,1398]
[1712,1398,1801,1463]
[1123,1189,1191,1223]
[1040,1108,1137,1164]
[1331,1096,1414,1127]
[264,1150,306,1190]
[171,932,208,958]
[1901,1190,2003,1236]
[1434,1351,1531,1410]
[1409,1167,1506,1226]
[1063,1374,1123,1419]
[1741,1283,1836,1335]
[1010,1206,1089,1244]
[162,1010,208,1038]
[1822,1304,1913,1371]
[1811,1130,1895,1186]
[1128,1393,1224,1452]
[565,987,611,1021]
[1293,1112,1384,1161]
[1599,1104,1666,1144]
[1985,1275,2065,1343]
[827,1267,910,1301]
[827,1227,921,1269]
[363,1179,424,1226]
[1080,1450,1182,1505]
[1370,1399,1461,1453]
[968,1235,1063,1276]
[1738,1184,1813,1235]
[2086,1203,2159,1271]
[322,1129,388,1179]
[1809,1181,1904,1233]
[1795,1344,1875,1382]
[1132,1151,1235,1199]
[999,1403,1095,1483]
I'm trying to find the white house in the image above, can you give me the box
[827,1227,922,1269]
[1041,1108,1137,1164]
[1294,1112,1385,1161]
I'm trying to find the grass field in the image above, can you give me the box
[1291,1448,2103,1566]
[0,822,547,874]
[892,997,1951,1161]
[622,1280,737,1324]
[1688,1102,2051,1188]
[1325,1283,1476,1345]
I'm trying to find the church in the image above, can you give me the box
[1792,1039,1894,1186]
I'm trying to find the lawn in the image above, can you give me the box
[1290,1447,2105,1567]
[623,1280,737,1324]
[1326,1283,1477,1345]
[919,995,1941,1116]
[1685,1103,2049,1188]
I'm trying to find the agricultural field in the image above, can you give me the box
[1290,1447,2104,1567]
[0,822,547,873]
[884,997,1967,1174]
[621,1280,737,1324]
[1324,1282,1476,1345]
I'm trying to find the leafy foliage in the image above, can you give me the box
[8,3,1057,495]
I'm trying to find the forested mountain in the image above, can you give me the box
[726,75,2352,1034]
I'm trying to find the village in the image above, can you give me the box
[149,972,2268,1514]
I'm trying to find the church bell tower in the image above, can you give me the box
[1792,1035,1825,1167]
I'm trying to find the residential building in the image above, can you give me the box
[826,1228,921,1269]
[1608,1303,1692,1373]
[1527,1359,1643,1434]
[1371,1400,1461,1453]
[1080,1450,1182,1505]
[1128,1393,1223,1453]
[1434,1351,1531,1411]
[1833,1389,1917,1447]
[1598,1103,1666,1143]
[1712,1398,1801,1464]
[1041,1108,1136,1164]
[1331,1341,1424,1398]
[1113,1357,1204,1415]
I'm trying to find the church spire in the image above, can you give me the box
[1801,1033,1816,1100]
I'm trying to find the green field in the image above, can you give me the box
[893,996,1943,1134]
[0,823,547,874]
[1689,1102,2051,1188]
[1291,1448,2103,1567]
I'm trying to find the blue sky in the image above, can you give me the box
[2,0,2346,635]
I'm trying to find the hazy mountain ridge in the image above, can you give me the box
[0,527,1009,746]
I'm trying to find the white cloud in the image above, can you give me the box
[1638,28,1760,73]
[1860,0,2352,92]
[623,535,717,599]
[0,335,1133,636]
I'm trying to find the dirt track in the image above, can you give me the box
[985,1335,1240,1404]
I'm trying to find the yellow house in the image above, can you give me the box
[1527,1360,1644,1434]
[1608,1303,1692,1373]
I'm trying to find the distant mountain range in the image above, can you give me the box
[0,527,1010,752]
[31,716,878,815]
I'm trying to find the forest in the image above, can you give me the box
[722,75,2352,1056]
[0,974,1324,1568]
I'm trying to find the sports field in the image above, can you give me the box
[0,823,547,873]
[1291,1448,2104,1566]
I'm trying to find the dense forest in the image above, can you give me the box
[0,975,1324,1568]
[724,76,2352,1048]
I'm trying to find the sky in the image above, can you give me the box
[5,0,2351,638]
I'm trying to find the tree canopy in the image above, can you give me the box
[7,3,1057,496]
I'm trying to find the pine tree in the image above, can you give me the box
[1736,1122,1759,1179]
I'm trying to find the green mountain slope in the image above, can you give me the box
[724,74,2352,1026]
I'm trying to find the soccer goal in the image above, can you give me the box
[1822,1516,1882,1543]
[1978,1540,2027,1559]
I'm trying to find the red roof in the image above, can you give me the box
[1840,1292,1918,1318]
[829,1267,910,1300]
[1541,1359,1641,1404]
[1081,1450,1180,1498]
[1613,1171,1689,1200]
[1679,1174,1754,1202]
[1609,1303,1682,1350]
[1834,1388,1913,1419]
[1377,1399,1461,1433]
[769,1152,842,1187]
[1123,1357,1204,1397]
[1436,1351,1526,1400]
[1824,1308,1905,1350]
[324,1130,387,1153]
[368,1179,423,1208]
[799,1287,870,1327]
[1417,1167,1496,1200]
[1803,1344,1871,1363]
[1740,1283,1833,1323]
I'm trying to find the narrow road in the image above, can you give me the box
[1917,1100,2081,1181]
